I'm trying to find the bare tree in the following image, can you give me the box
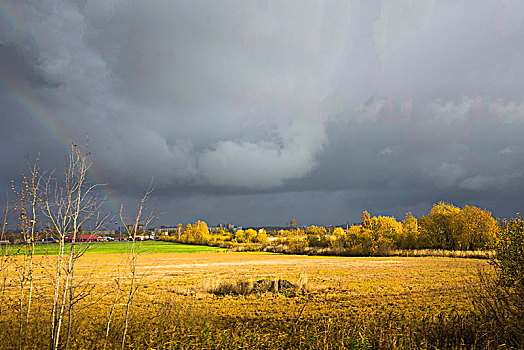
[120,183,155,350]
[42,144,109,350]
[10,155,43,349]
[0,194,10,317]
[103,275,122,350]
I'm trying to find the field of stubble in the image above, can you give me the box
[0,251,491,349]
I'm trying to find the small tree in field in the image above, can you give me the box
[43,144,109,350]
[9,156,43,348]
[0,196,8,316]
[119,183,155,350]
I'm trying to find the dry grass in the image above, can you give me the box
[0,252,497,349]
[390,249,493,259]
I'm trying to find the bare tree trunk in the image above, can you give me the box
[49,234,65,349]
[17,253,27,350]
[64,159,85,350]
[103,277,122,350]
[54,246,75,350]
[121,242,136,350]
[0,196,9,317]
[25,161,41,327]
[11,156,42,350]
[65,263,75,350]
[121,184,154,350]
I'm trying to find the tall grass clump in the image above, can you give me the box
[209,278,304,297]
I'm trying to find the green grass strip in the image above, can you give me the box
[0,240,224,256]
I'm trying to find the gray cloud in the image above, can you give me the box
[1,0,524,225]
[459,173,521,191]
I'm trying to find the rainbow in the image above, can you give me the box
[0,3,121,219]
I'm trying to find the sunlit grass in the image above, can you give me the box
[0,252,496,349]
[0,240,224,256]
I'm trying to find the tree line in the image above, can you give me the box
[159,201,501,256]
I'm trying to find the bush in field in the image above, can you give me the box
[286,235,308,253]
[178,221,211,244]
[493,216,524,292]
[209,278,301,296]
[233,229,246,243]
[371,236,395,256]
[190,221,212,244]
[472,215,524,348]
[210,228,232,244]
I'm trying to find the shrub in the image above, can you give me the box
[209,279,302,296]
[493,216,524,290]
[371,236,395,256]
[471,215,524,348]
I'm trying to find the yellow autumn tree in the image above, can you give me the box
[329,227,346,250]
[255,229,268,243]
[361,211,372,230]
[344,225,374,255]
[184,220,210,244]
[400,212,423,249]
[455,205,499,250]
[427,202,461,249]
[234,229,246,243]
[370,215,403,242]
[305,225,328,247]
[244,229,258,243]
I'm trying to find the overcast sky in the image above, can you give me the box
[1,0,523,226]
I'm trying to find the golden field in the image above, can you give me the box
[0,251,495,349]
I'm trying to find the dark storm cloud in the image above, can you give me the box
[1,0,524,225]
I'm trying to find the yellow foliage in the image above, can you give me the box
[256,229,268,243]
[370,215,402,241]
[361,211,372,229]
[455,205,498,250]
[306,226,327,236]
[234,229,246,243]
[245,229,258,243]
[333,227,345,237]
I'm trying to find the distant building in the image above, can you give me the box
[157,224,183,237]
[126,224,144,234]
[96,229,116,236]
[217,223,242,232]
